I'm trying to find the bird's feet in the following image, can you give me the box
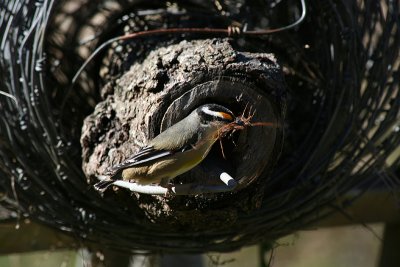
[159,178,174,197]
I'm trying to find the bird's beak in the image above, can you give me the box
[233,117,245,127]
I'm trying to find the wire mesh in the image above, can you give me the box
[0,0,399,253]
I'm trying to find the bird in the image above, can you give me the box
[94,103,242,192]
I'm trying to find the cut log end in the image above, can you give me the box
[80,38,286,227]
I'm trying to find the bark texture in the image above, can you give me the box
[81,38,286,227]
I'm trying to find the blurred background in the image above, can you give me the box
[0,223,385,267]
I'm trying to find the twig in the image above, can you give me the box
[96,172,237,195]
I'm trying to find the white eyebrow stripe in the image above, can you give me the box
[202,106,225,119]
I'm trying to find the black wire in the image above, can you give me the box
[0,0,399,253]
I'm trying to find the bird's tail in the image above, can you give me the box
[94,179,115,193]
[94,170,123,193]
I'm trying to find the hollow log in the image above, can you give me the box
[81,38,286,229]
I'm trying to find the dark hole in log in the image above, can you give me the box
[159,78,280,190]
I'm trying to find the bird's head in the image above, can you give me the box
[196,104,235,126]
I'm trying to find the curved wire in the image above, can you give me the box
[0,90,19,106]
[245,0,306,34]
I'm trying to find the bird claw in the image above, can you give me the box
[159,178,174,197]
[164,184,174,197]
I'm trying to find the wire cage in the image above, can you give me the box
[0,0,399,253]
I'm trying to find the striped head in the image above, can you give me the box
[196,104,235,126]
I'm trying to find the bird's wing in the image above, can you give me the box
[127,146,174,165]
[106,118,202,177]
[106,146,174,176]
